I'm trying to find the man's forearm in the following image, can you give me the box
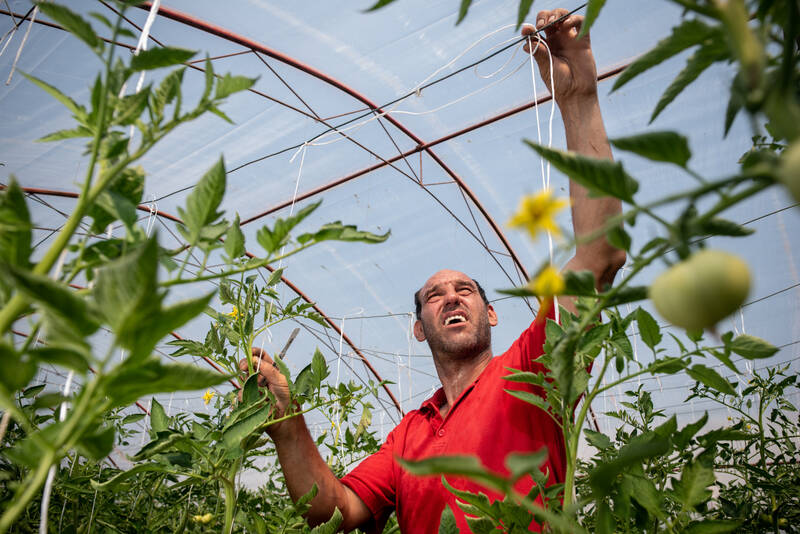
[561,95,613,160]
[270,415,368,531]
[560,94,625,289]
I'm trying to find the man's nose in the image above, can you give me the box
[443,289,460,305]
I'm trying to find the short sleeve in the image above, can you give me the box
[506,298,556,373]
[340,429,397,526]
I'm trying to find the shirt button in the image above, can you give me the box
[437,428,445,437]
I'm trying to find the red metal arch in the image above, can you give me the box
[140,3,530,281]
[15,186,404,415]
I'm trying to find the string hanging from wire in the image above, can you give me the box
[524,29,560,323]
[257,142,308,378]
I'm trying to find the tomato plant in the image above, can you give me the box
[0,3,388,533]
[400,0,800,532]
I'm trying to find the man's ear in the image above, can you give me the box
[413,319,426,342]
[487,304,498,327]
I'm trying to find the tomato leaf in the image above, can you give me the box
[651,39,728,122]
[636,307,662,350]
[103,358,229,408]
[515,0,533,29]
[671,461,715,509]
[524,142,639,203]
[130,47,196,71]
[611,131,691,167]
[224,213,245,261]
[257,201,320,255]
[0,178,32,271]
[398,455,507,493]
[612,19,716,91]
[150,397,168,434]
[214,73,256,100]
[728,334,778,359]
[38,3,101,52]
[687,364,736,396]
[578,0,606,38]
[177,157,227,246]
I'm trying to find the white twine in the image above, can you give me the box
[333,308,363,442]
[118,0,162,140]
[0,22,18,59]
[145,195,158,237]
[525,33,559,324]
[262,143,308,352]
[86,490,98,534]
[406,313,414,408]
[737,308,753,376]
[38,245,72,534]
[40,371,73,534]
[5,3,37,85]
[474,35,523,79]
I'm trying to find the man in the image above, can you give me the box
[241,9,624,533]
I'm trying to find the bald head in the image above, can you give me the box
[414,270,489,318]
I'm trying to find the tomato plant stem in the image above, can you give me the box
[0,450,55,533]
[221,475,237,534]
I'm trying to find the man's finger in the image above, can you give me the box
[251,346,271,359]
[251,347,276,368]
[559,14,583,31]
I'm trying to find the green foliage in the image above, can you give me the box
[524,141,639,202]
[0,3,391,533]
[2,1,797,533]
[396,2,798,533]
[611,131,691,167]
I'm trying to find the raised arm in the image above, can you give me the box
[240,349,372,532]
[523,10,625,307]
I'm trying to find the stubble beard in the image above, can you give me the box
[423,311,492,360]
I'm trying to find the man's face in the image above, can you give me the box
[414,270,497,359]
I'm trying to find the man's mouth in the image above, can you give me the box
[444,314,466,326]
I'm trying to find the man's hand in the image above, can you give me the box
[522,9,597,106]
[238,347,291,437]
[240,349,373,531]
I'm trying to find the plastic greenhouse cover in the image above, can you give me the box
[2,0,799,462]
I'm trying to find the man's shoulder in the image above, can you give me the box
[494,316,549,371]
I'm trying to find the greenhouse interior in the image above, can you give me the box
[1,0,799,532]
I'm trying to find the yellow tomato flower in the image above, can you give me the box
[227,306,239,319]
[202,389,215,405]
[528,265,565,298]
[508,189,569,240]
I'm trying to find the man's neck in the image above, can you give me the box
[432,348,493,417]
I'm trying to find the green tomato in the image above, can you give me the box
[777,140,800,203]
[650,249,750,330]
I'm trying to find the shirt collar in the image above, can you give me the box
[420,387,447,415]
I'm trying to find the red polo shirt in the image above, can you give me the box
[341,309,563,533]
